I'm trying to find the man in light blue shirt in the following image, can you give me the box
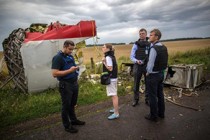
[145,29,168,122]
[130,28,150,107]
[146,42,162,74]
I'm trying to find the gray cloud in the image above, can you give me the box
[1,0,210,51]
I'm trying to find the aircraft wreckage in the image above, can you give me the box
[2,20,96,93]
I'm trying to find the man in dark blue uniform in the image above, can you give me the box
[51,40,85,133]
[145,29,168,122]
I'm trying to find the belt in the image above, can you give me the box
[60,77,78,83]
[149,71,164,75]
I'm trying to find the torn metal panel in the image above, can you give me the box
[164,64,204,89]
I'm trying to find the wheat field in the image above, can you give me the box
[82,39,210,63]
[0,39,210,64]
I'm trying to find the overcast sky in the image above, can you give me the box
[0,0,210,51]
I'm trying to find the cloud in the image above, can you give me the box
[1,0,210,51]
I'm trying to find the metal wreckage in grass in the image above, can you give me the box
[1,20,97,93]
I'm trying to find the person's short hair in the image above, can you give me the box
[150,29,162,40]
[63,40,75,48]
[139,28,147,34]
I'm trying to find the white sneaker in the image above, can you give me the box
[109,109,115,113]
[108,113,119,120]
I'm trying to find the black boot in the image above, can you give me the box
[65,126,78,133]
[71,119,86,125]
[132,100,139,107]
[145,99,149,106]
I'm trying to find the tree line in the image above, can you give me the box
[86,37,210,47]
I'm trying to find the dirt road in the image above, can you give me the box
[2,81,210,140]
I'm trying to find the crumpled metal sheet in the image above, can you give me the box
[164,64,204,89]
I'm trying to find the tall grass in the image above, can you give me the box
[169,47,210,71]
[0,88,61,128]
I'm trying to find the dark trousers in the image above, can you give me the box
[59,80,78,128]
[146,72,165,118]
[133,64,148,101]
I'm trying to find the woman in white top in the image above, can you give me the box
[102,43,119,120]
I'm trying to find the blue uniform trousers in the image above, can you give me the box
[146,72,165,118]
[59,80,78,128]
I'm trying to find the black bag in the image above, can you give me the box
[100,73,111,85]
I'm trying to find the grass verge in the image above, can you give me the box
[0,81,127,129]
